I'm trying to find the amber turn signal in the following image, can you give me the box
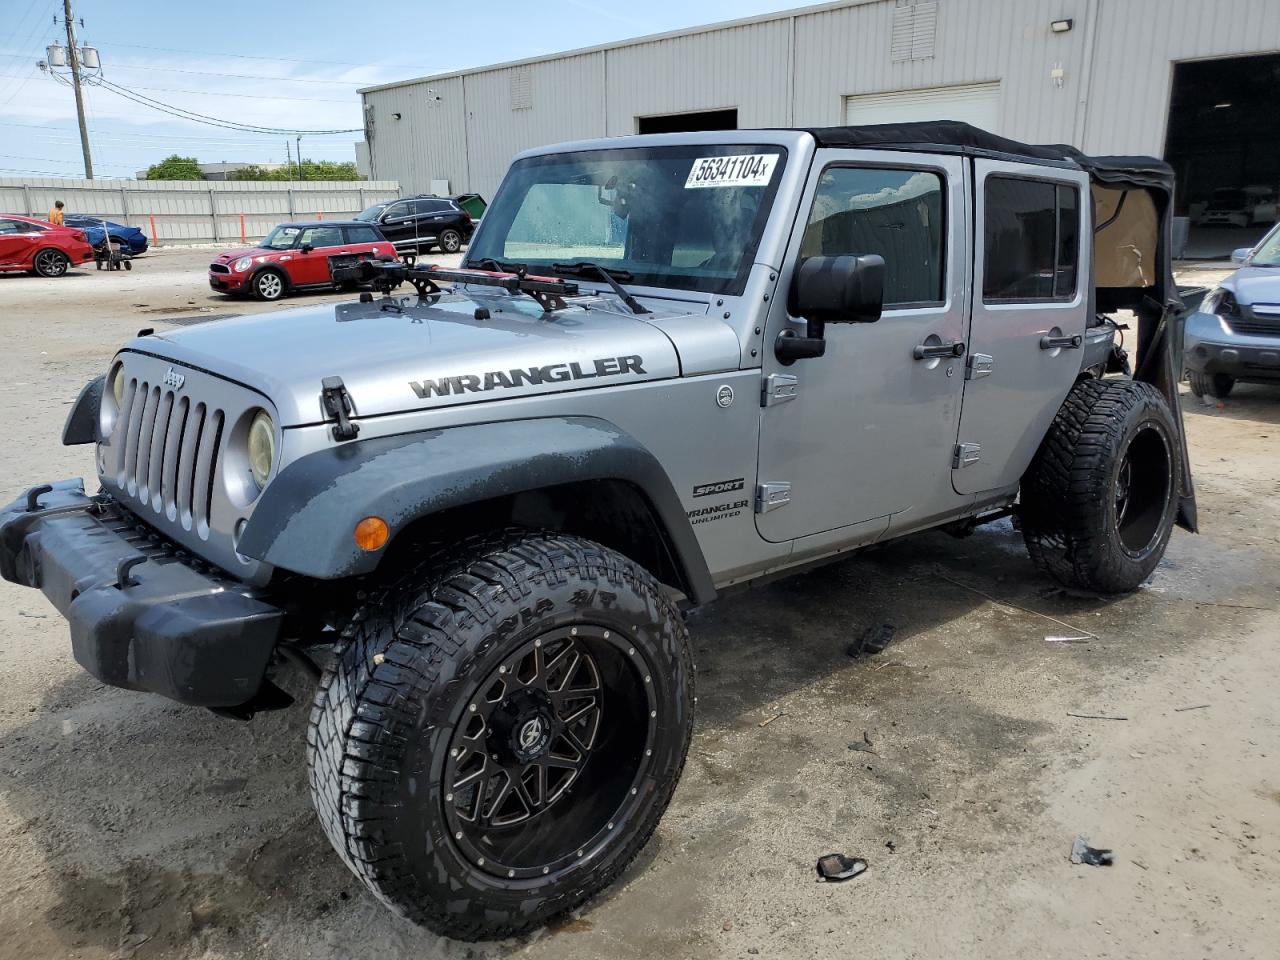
[354,516,390,552]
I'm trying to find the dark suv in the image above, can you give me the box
[353,195,474,257]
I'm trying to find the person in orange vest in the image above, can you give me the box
[48,200,65,226]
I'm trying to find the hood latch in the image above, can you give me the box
[320,376,360,442]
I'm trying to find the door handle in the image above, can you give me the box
[1040,333,1083,350]
[913,339,966,360]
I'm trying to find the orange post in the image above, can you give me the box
[239,213,246,244]
[148,213,159,245]
[317,211,323,221]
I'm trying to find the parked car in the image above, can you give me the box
[1184,221,1280,398]
[3,123,1194,940]
[1194,188,1251,227]
[208,220,394,301]
[353,195,475,256]
[0,213,94,277]
[62,215,149,255]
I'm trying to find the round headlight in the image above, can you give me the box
[110,363,125,408]
[234,256,254,273]
[247,410,275,489]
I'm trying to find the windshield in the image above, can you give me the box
[261,225,302,250]
[354,203,387,222]
[1250,224,1280,266]
[465,144,787,295]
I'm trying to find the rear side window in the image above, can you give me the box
[800,166,946,306]
[345,225,381,244]
[983,177,1079,302]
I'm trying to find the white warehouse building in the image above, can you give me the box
[357,0,1280,247]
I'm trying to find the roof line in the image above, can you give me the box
[356,0,877,94]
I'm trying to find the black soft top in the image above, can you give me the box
[802,121,1173,193]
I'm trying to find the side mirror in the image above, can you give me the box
[300,243,314,254]
[776,255,885,364]
[1230,247,1252,264]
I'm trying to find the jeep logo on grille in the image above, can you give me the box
[162,367,186,390]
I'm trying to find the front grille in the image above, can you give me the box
[117,377,225,537]
[209,263,231,274]
[1225,316,1280,337]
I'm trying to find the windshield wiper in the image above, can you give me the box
[551,262,650,315]
[466,257,528,274]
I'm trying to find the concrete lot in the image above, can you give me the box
[0,249,1276,960]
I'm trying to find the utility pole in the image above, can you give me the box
[62,0,93,179]
[285,139,293,179]
[296,135,304,180]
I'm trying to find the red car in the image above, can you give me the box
[209,220,393,301]
[0,214,94,277]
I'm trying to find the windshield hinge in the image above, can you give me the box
[320,376,360,442]
[761,373,799,407]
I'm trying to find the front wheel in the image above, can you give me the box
[1187,370,1235,399]
[1021,379,1181,593]
[438,228,463,253]
[307,531,693,940]
[251,269,286,301]
[33,248,70,277]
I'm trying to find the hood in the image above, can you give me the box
[124,291,689,426]
[1225,266,1280,306]
[213,246,270,263]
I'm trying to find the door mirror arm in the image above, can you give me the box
[774,321,827,365]
[300,244,314,254]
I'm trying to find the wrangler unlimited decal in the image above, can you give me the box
[410,355,646,399]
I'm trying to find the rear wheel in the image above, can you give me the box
[1187,370,1235,399]
[1021,379,1180,593]
[32,248,70,277]
[438,228,463,253]
[307,531,693,940]
[251,269,286,301]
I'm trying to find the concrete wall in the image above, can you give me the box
[360,0,1280,199]
[0,178,400,244]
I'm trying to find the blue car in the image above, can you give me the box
[1183,222,1280,399]
[62,215,149,255]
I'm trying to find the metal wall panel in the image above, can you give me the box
[361,0,1280,193]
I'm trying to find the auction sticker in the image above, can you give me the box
[685,153,778,189]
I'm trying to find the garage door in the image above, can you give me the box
[844,82,1001,131]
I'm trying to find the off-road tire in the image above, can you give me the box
[1187,370,1234,400]
[32,248,70,277]
[307,531,693,940]
[438,228,463,253]
[251,268,286,301]
[1021,379,1180,593]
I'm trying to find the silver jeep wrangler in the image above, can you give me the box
[1,122,1196,940]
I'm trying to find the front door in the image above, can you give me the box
[0,219,35,267]
[290,224,347,285]
[755,150,969,543]
[952,160,1090,495]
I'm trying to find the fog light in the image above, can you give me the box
[354,516,390,552]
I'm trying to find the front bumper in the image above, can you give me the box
[0,480,283,708]
[1183,311,1280,381]
[209,269,247,292]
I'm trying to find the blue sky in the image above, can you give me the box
[0,0,804,179]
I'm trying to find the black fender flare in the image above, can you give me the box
[236,416,716,604]
[63,374,105,446]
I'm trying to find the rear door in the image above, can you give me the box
[952,160,1089,495]
[378,200,417,251]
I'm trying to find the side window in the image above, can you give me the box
[299,226,344,249]
[344,225,381,244]
[0,219,21,234]
[983,177,1079,301]
[417,199,444,213]
[384,202,411,220]
[800,166,945,306]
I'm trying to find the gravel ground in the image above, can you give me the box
[0,250,1276,960]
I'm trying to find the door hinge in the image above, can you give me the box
[320,376,360,442]
[965,353,994,380]
[953,442,981,468]
[755,481,792,513]
[761,373,799,407]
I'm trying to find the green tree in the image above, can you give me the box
[230,159,363,182]
[144,155,205,180]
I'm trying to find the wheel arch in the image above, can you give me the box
[237,416,716,605]
[250,263,290,293]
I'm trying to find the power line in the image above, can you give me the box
[0,119,356,148]
[68,36,436,72]
[88,76,363,135]
[112,81,356,104]
[0,51,379,85]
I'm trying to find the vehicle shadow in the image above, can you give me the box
[0,520,1132,960]
[1180,382,1280,426]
